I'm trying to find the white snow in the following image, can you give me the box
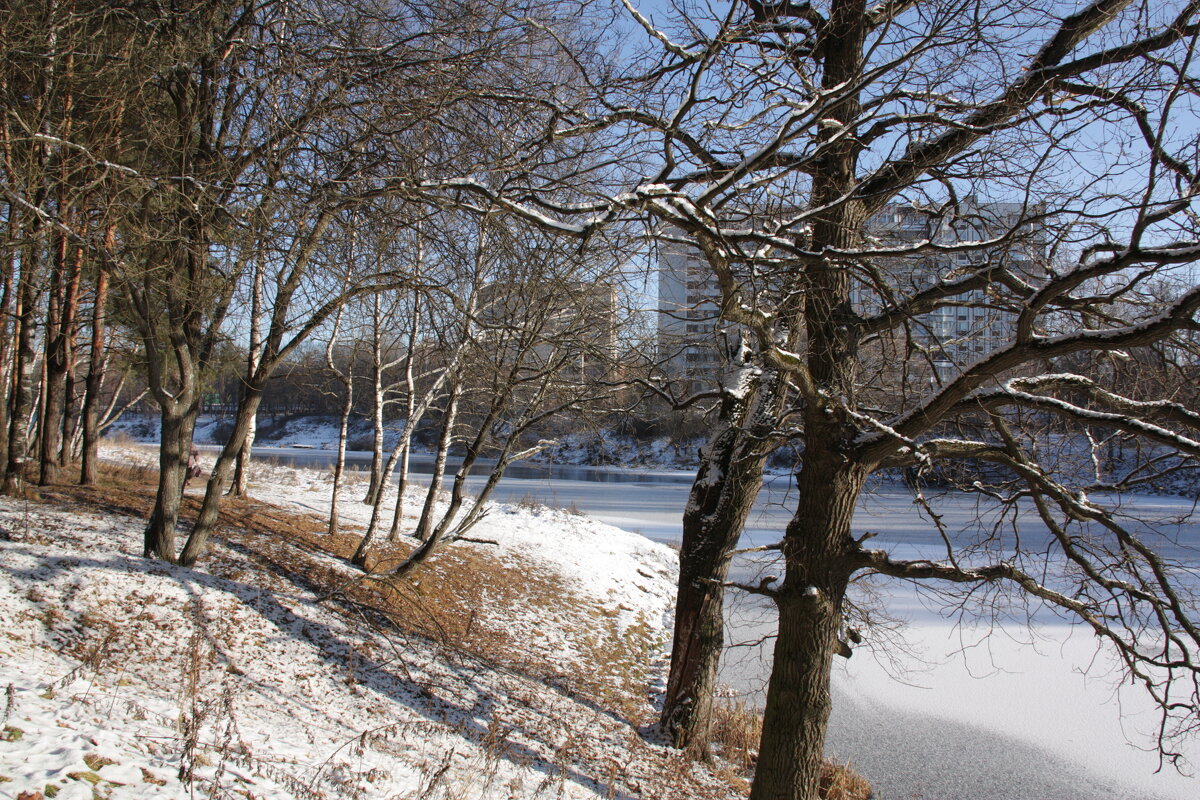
[0,445,731,800]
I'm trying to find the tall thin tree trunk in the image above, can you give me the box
[364,294,386,505]
[0,207,18,460]
[39,56,76,485]
[388,299,420,542]
[57,204,85,467]
[231,255,264,496]
[59,247,83,463]
[413,380,460,543]
[79,243,110,485]
[4,236,42,496]
[38,224,67,484]
[387,437,412,541]
[328,381,352,535]
[324,304,352,536]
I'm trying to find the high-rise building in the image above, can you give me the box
[656,242,726,384]
[478,279,619,378]
[657,199,1046,384]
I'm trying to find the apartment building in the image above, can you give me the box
[477,279,620,378]
[657,199,1046,384]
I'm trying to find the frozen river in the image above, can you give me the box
[242,446,1200,800]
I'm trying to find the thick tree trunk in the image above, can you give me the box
[750,459,862,800]
[750,591,842,800]
[178,386,265,566]
[662,365,782,754]
[749,2,868,790]
[143,408,197,561]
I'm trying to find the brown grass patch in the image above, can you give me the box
[36,460,656,718]
[710,698,874,799]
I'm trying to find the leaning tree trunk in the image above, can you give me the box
[413,381,460,543]
[353,418,411,565]
[178,385,265,567]
[662,364,782,755]
[143,406,198,561]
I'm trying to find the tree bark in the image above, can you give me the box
[661,364,783,754]
[58,240,83,465]
[750,458,862,800]
[363,295,387,505]
[38,225,68,484]
[4,235,43,496]
[328,378,352,535]
[143,406,197,561]
[414,380,460,543]
[0,208,18,461]
[178,385,264,566]
[230,255,264,497]
[79,253,110,485]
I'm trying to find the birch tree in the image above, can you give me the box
[375,208,628,577]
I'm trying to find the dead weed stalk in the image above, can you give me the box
[709,697,874,799]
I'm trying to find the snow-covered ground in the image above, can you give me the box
[0,446,741,800]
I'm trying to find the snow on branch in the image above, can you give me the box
[620,0,705,59]
[863,282,1200,460]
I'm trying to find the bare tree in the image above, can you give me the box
[374,208,628,577]
[321,298,360,536]
[424,1,1200,797]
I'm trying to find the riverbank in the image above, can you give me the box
[0,446,750,800]
[106,412,711,471]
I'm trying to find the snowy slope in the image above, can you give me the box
[0,447,734,800]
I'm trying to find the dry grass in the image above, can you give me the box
[36,459,657,720]
[819,760,875,800]
[709,698,874,800]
